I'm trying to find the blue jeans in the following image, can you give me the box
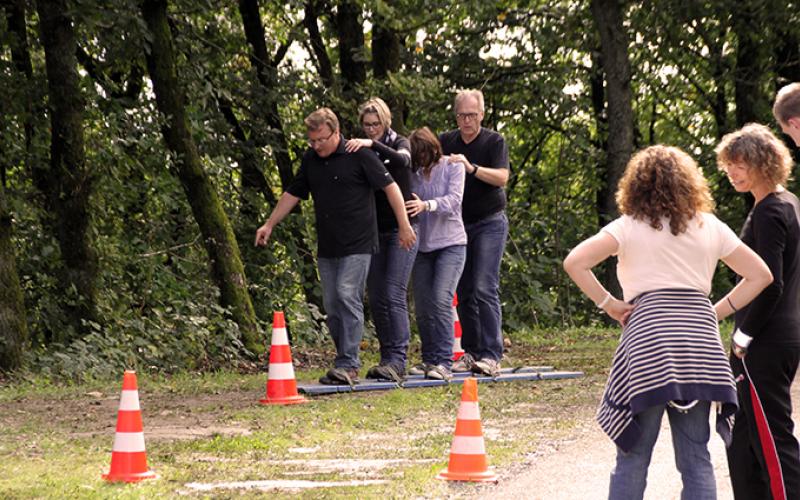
[457,211,508,361]
[317,254,372,370]
[366,229,418,369]
[608,401,716,500]
[412,245,466,367]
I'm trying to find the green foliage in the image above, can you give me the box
[2,0,798,374]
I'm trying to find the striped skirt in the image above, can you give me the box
[597,289,738,452]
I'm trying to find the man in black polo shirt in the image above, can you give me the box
[255,108,416,385]
[440,89,510,377]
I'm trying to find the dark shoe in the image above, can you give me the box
[425,364,453,382]
[319,367,359,386]
[472,358,500,378]
[366,364,405,383]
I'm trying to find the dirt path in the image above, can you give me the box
[484,373,800,499]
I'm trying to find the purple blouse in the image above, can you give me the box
[411,157,467,252]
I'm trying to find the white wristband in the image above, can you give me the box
[732,328,753,348]
[596,292,612,309]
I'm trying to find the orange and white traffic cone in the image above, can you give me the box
[452,294,464,361]
[259,311,307,405]
[437,377,497,482]
[103,370,156,482]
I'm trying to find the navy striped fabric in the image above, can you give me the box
[597,289,738,452]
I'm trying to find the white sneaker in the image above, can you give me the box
[408,363,428,376]
[472,358,500,377]
[451,353,476,373]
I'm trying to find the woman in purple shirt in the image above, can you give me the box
[405,127,467,381]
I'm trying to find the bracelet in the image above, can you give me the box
[726,296,738,313]
[596,292,612,309]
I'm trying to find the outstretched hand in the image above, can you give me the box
[405,193,426,217]
[345,138,372,153]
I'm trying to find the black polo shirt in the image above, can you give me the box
[439,127,509,224]
[287,136,394,258]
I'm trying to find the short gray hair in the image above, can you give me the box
[454,89,485,113]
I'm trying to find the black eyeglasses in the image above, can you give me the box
[308,129,336,147]
[456,112,479,122]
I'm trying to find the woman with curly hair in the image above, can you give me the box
[716,123,800,500]
[564,145,772,499]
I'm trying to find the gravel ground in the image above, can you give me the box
[483,372,800,500]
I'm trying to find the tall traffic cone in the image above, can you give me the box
[437,378,497,482]
[103,370,156,482]
[260,311,307,405]
[452,294,465,361]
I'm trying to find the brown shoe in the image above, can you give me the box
[319,367,359,386]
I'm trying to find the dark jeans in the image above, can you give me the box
[412,245,466,367]
[457,211,508,361]
[317,254,372,370]
[366,228,419,369]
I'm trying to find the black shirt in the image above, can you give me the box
[736,191,800,345]
[287,136,394,258]
[439,127,509,224]
[370,130,415,232]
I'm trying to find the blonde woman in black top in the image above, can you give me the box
[716,123,800,500]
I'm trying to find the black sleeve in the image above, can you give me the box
[488,134,510,170]
[286,158,310,199]
[739,203,787,337]
[371,138,411,169]
[359,150,394,190]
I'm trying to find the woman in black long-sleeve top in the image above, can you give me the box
[716,123,800,500]
[345,97,417,382]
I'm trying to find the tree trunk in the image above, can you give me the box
[732,1,772,127]
[237,0,324,315]
[140,0,262,354]
[303,0,335,89]
[37,0,98,341]
[0,173,28,371]
[591,0,634,301]
[371,3,407,131]
[334,0,366,108]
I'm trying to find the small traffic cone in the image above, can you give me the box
[437,378,497,482]
[103,370,156,482]
[452,294,464,361]
[260,311,307,405]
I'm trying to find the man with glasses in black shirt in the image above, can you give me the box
[256,108,416,385]
[439,90,510,377]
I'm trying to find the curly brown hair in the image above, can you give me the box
[616,145,713,235]
[715,123,792,188]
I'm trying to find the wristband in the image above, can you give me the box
[596,292,612,309]
[732,328,752,348]
[726,296,737,313]
[471,165,479,176]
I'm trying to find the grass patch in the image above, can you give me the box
[0,326,617,498]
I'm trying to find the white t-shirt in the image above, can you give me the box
[602,212,742,302]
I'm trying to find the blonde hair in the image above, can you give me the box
[616,145,713,236]
[358,97,392,129]
[715,123,792,188]
[773,83,800,123]
[304,107,339,133]
[454,89,485,113]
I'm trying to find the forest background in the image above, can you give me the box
[1,0,798,378]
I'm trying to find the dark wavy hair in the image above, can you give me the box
[409,127,443,173]
[616,145,713,235]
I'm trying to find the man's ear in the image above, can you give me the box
[787,117,800,130]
